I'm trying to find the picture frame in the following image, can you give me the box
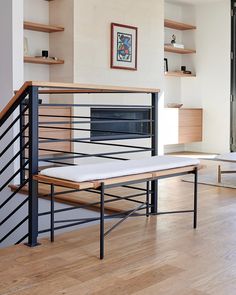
[111,23,138,71]
[164,58,168,72]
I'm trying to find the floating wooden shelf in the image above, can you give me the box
[164,45,196,54]
[24,56,64,65]
[24,21,64,33]
[165,71,196,78]
[164,19,196,31]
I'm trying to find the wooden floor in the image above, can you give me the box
[1,159,236,295]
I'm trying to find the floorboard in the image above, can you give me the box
[1,157,236,294]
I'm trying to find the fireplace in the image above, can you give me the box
[91,108,151,140]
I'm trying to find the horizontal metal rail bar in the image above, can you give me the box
[38,119,153,125]
[38,125,150,137]
[104,203,146,237]
[0,179,29,210]
[37,114,151,121]
[38,152,128,162]
[0,216,28,244]
[39,160,76,166]
[123,185,149,192]
[37,133,153,143]
[75,140,153,150]
[38,218,97,234]
[155,210,194,215]
[0,106,28,141]
[38,148,151,162]
[1,197,29,226]
[0,161,29,192]
[40,103,153,108]
[86,188,146,205]
[0,142,29,174]
[54,217,99,224]
[0,123,29,158]
[38,189,147,217]
[38,206,147,234]
[54,205,147,224]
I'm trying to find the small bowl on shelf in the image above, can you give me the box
[167,103,183,108]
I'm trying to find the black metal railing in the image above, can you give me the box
[0,82,159,247]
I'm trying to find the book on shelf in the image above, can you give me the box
[165,43,185,49]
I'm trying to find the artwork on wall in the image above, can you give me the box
[111,23,138,71]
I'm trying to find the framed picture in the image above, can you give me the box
[164,58,168,72]
[111,23,138,71]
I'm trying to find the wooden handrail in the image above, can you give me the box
[0,82,31,122]
[1,81,160,123]
[29,81,160,93]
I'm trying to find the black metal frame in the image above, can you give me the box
[0,82,197,256]
[0,83,159,247]
[47,167,198,259]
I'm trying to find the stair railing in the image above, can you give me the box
[0,83,39,246]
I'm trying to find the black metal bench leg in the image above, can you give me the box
[146,181,150,217]
[100,182,105,259]
[50,184,55,242]
[193,168,198,229]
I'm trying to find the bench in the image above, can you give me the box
[215,153,236,183]
[34,155,200,259]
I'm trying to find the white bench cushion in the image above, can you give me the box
[40,156,199,183]
[216,152,236,161]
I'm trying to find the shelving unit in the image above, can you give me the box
[164,45,196,54]
[165,71,196,78]
[24,56,64,65]
[24,21,64,33]
[164,18,196,77]
[164,19,196,31]
[23,17,64,65]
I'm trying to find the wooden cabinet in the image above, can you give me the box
[163,108,203,145]
[25,106,72,156]
[38,106,72,156]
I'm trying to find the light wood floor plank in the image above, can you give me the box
[1,159,236,294]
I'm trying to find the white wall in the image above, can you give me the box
[75,0,164,161]
[164,0,230,154]
[24,0,50,83]
[50,0,164,161]
[189,0,230,153]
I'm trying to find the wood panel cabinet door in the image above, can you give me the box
[178,109,203,144]
[163,108,203,145]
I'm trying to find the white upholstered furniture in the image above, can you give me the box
[35,156,200,259]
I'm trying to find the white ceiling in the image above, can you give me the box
[166,0,223,5]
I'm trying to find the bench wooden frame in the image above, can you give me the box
[34,164,199,259]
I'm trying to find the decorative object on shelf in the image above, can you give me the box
[171,34,176,44]
[111,23,138,71]
[164,58,168,72]
[24,37,29,56]
[165,71,196,77]
[42,50,49,58]
[167,103,183,108]
[167,35,184,49]
[180,66,192,75]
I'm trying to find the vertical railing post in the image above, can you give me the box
[151,92,158,214]
[27,86,39,247]
[19,100,26,185]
